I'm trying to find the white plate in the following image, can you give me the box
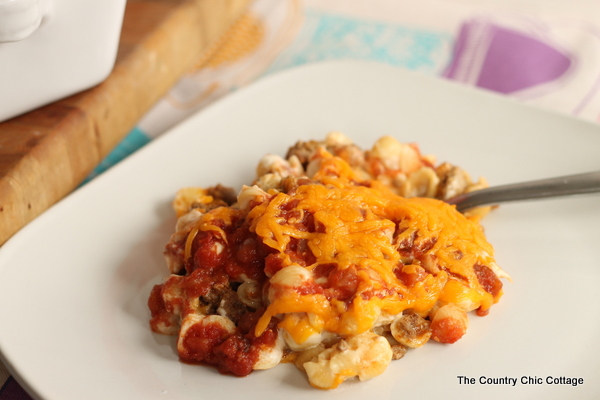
[1,61,600,400]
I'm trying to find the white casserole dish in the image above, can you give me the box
[0,0,126,122]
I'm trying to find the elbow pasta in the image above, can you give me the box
[302,331,393,389]
[147,132,509,389]
[430,304,470,344]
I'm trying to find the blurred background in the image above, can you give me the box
[90,0,600,180]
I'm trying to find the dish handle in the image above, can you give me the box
[0,0,51,43]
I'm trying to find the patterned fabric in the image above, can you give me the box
[444,18,573,94]
[265,10,451,74]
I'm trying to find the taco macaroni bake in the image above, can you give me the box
[148,133,510,389]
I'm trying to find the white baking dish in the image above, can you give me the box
[0,0,126,122]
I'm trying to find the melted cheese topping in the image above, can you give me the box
[251,151,501,340]
[184,206,239,261]
[149,136,509,389]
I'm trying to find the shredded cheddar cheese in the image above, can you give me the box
[249,150,502,341]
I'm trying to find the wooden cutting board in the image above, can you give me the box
[0,0,251,246]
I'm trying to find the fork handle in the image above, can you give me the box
[447,171,600,212]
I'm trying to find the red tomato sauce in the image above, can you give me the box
[149,215,284,376]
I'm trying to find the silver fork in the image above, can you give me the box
[446,171,600,213]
